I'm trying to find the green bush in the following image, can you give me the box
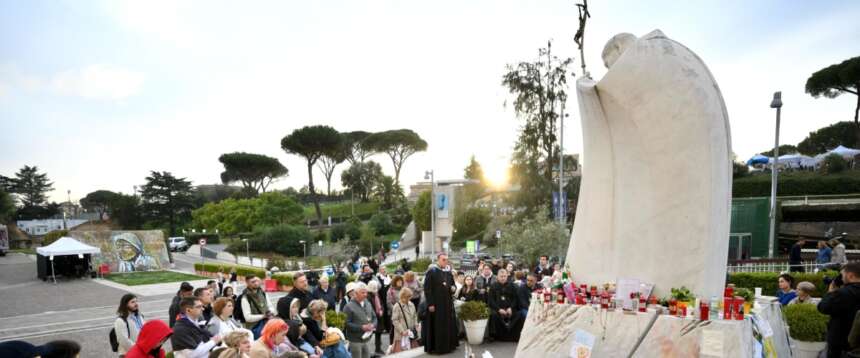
[412,258,431,273]
[457,301,489,321]
[821,153,848,174]
[369,213,398,235]
[228,224,310,256]
[267,257,286,271]
[194,262,266,278]
[42,230,69,246]
[732,171,860,197]
[273,272,294,286]
[784,303,829,342]
[326,310,347,330]
[330,219,361,242]
[727,271,836,298]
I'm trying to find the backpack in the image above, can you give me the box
[109,318,130,352]
[233,293,247,322]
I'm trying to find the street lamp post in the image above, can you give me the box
[242,238,250,266]
[768,91,783,258]
[424,170,435,259]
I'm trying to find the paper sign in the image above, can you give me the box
[615,278,641,310]
[752,316,774,338]
[700,329,724,357]
[570,329,595,358]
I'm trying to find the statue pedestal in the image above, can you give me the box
[515,302,755,358]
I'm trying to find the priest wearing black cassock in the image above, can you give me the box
[488,268,524,342]
[423,253,459,354]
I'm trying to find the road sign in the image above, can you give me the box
[495,230,501,239]
[390,241,400,250]
[199,238,207,246]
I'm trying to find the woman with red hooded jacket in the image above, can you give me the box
[125,320,173,358]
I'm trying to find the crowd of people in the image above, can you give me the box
[788,238,848,273]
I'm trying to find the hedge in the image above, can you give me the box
[733,171,860,197]
[727,271,839,298]
[194,262,266,279]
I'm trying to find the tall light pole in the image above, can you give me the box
[558,104,567,226]
[768,91,783,258]
[424,170,435,259]
[243,238,250,266]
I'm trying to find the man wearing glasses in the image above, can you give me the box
[171,296,222,358]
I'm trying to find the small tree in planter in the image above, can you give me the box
[457,301,490,345]
[326,310,347,330]
[784,303,829,358]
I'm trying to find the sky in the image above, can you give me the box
[1,0,859,204]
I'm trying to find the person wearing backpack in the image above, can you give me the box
[113,293,145,357]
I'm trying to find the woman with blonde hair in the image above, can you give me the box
[390,287,419,353]
[249,319,306,358]
[403,271,422,307]
[213,330,252,358]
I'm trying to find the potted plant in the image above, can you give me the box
[735,288,755,315]
[457,301,490,345]
[670,286,695,308]
[784,303,829,358]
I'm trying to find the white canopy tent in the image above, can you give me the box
[770,153,816,169]
[830,145,860,160]
[36,237,100,283]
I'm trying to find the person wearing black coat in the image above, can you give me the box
[516,273,542,318]
[277,273,312,320]
[818,262,860,358]
[487,269,523,342]
[312,276,338,311]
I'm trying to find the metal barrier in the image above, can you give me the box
[726,261,849,273]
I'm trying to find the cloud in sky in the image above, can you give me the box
[1,0,859,204]
[0,64,144,100]
[50,64,145,100]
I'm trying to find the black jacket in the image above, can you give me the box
[818,282,860,356]
[168,295,181,328]
[277,288,312,321]
[312,285,338,311]
[790,244,803,264]
[170,316,213,351]
[517,283,541,311]
[488,281,520,312]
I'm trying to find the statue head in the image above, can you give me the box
[602,33,637,69]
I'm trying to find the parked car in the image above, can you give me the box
[168,237,188,252]
[459,252,493,271]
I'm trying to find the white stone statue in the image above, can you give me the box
[568,30,732,299]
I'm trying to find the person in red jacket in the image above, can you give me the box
[125,320,173,358]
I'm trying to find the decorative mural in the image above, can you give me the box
[68,230,169,272]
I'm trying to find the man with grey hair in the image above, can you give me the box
[344,282,377,358]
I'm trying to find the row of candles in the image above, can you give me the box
[533,283,748,321]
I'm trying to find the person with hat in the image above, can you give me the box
[340,282,356,312]
[344,282,377,358]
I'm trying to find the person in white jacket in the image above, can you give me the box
[115,293,145,357]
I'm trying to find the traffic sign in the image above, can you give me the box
[199,238,207,246]
[390,241,400,250]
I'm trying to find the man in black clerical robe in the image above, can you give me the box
[488,268,524,342]
[423,253,459,354]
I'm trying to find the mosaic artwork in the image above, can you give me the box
[67,230,170,272]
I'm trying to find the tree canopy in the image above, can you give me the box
[281,125,343,225]
[372,175,404,210]
[462,155,487,203]
[759,145,799,157]
[412,190,432,232]
[502,40,573,215]
[192,192,303,235]
[140,171,195,236]
[317,140,347,197]
[218,152,288,196]
[342,131,376,165]
[80,190,120,219]
[806,56,860,126]
[797,121,858,155]
[3,165,54,208]
[341,161,383,202]
[365,129,427,186]
[0,190,14,223]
